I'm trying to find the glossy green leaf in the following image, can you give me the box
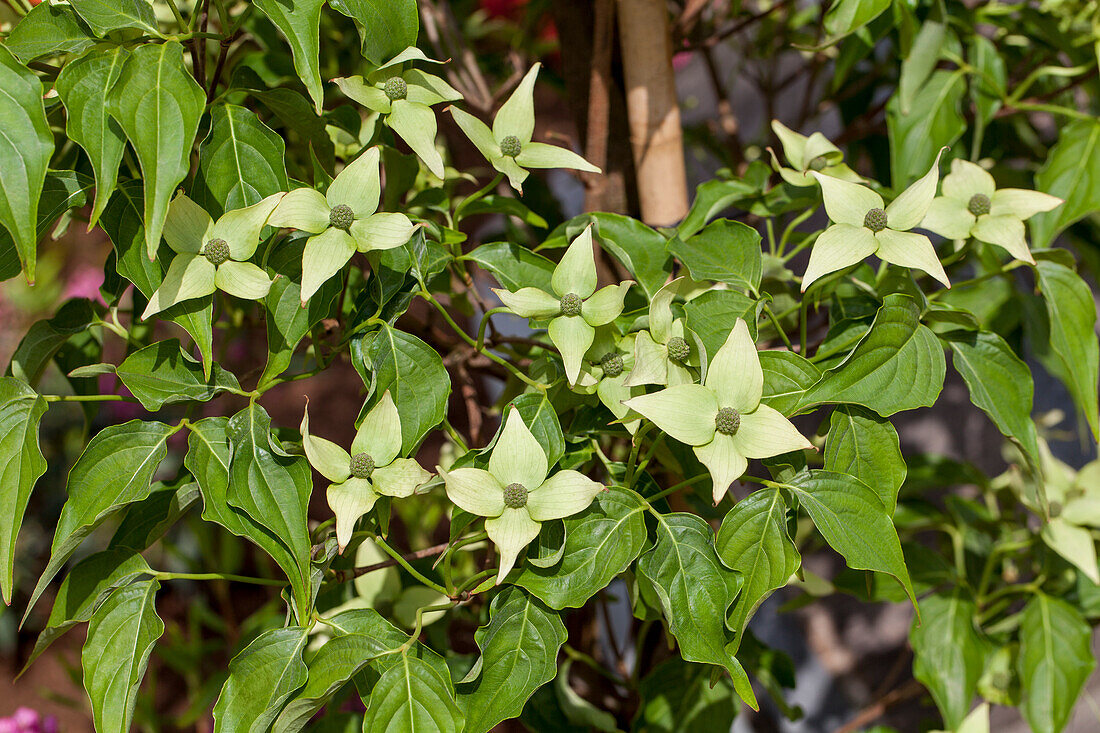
[226,403,313,619]
[516,488,648,609]
[799,294,946,416]
[186,417,310,617]
[254,0,326,113]
[365,325,450,454]
[585,213,671,299]
[82,579,164,733]
[0,44,55,283]
[760,350,821,416]
[109,479,201,551]
[678,178,760,240]
[55,46,130,228]
[668,219,762,295]
[1031,120,1100,247]
[6,298,96,386]
[116,339,241,410]
[910,591,987,730]
[1018,594,1095,733]
[259,272,340,388]
[898,21,945,115]
[784,471,916,607]
[4,3,96,64]
[326,0,419,64]
[24,549,150,672]
[466,241,556,294]
[107,42,205,259]
[823,0,890,39]
[213,627,310,733]
[361,651,465,732]
[886,70,965,188]
[70,0,158,36]
[0,170,95,282]
[715,488,799,649]
[684,289,758,363]
[26,420,180,619]
[945,330,1042,468]
[0,377,48,604]
[459,586,566,733]
[271,610,408,733]
[195,103,289,215]
[824,405,905,512]
[637,513,757,709]
[633,657,739,733]
[1035,261,1099,440]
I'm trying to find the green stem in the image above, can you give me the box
[370,534,449,596]
[761,302,794,351]
[399,602,457,652]
[623,422,656,488]
[153,571,286,587]
[778,208,816,258]
[44,394,133,403]
[476,307,509,351]
[645,473,712,504]
[453,568,497,597]
[441,419,470,452]
[453,173,504,224]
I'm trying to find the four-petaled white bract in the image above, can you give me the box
[624,318,813,504]
[439,408,605,584]
[301,391,431,551]
[768,120,863,187]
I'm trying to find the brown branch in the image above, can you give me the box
[834,678,926,733]
[331,541,452,582]
[583,0,616,211]
[687,0,795,51]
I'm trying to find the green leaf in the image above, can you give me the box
[760,350,821,416]
[969,35,1005,127]
[585,213,671,299]
[636,513,757,709]
[1017,594,1096,733]
[82,579,164,733]
[213,627,310,733]
[715,488,799,649]
[784,470,916,608]
[226,403,314,620]
[110,479,201,551]
[271,610,409,733]
[70,0,158,36]
[259,273,339,388]
[668,219,762,294]
[253,0,327,114]
[516,488,648,609]
[194,103,289,215]
[3,3,96,64]
[116,339,241,410]
[107,42,206,259]
[1,169,95,283]
[465,241,556,293]
[365,325,450,455]
[898,21,945,115]
[684,289,758,363]
[632,657,739,733]
[24,549,151,672]
[823,405,905,512]
[25,420,180,619]
[55,47,130,228]
[0,377,47,604]
[361,651,465,732]
[326,0,419,64]
[459,586,566,733]
[186,417,311,618]
[0,44,55,283]
[1035,260,1099,441]
[1031,119,1100,247]
[823,0,891,39]
[886,70,965,188]
[678,178,760,240]
[945,330,1042,469]
[799,294,946,416]
[910,591,987,730]
[6,298,96,385]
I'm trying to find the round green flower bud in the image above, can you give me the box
[600,352,624,378]
[499,135,523,158]
[968,193,991,217]
[715,407,741,436]
[560,292,583,317]
[384,76,408,101]
[1049,500,1063,519]
[329,204,354,231]
[503,482,528,509]
[863,207,888,233]
[666,336,690,362]
[349,452,375,479]
[808,157,828,172]
[203,238,231,266]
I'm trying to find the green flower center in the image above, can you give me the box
[715,407,741,436]
[666,336,690,362]
[203,238,230,266]
[350,452,375,479]
[863,208,888,233]
[503,482,528,509]
[384,76,408,101]
[499,135,523,158]
[808,157,828,172]
[329,204,354,230]
[600,352,624,378]
[968,193,991,217]
[560,292,583,317]
[1049,500,1063,519]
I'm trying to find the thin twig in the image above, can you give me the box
[331,541,452,583]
